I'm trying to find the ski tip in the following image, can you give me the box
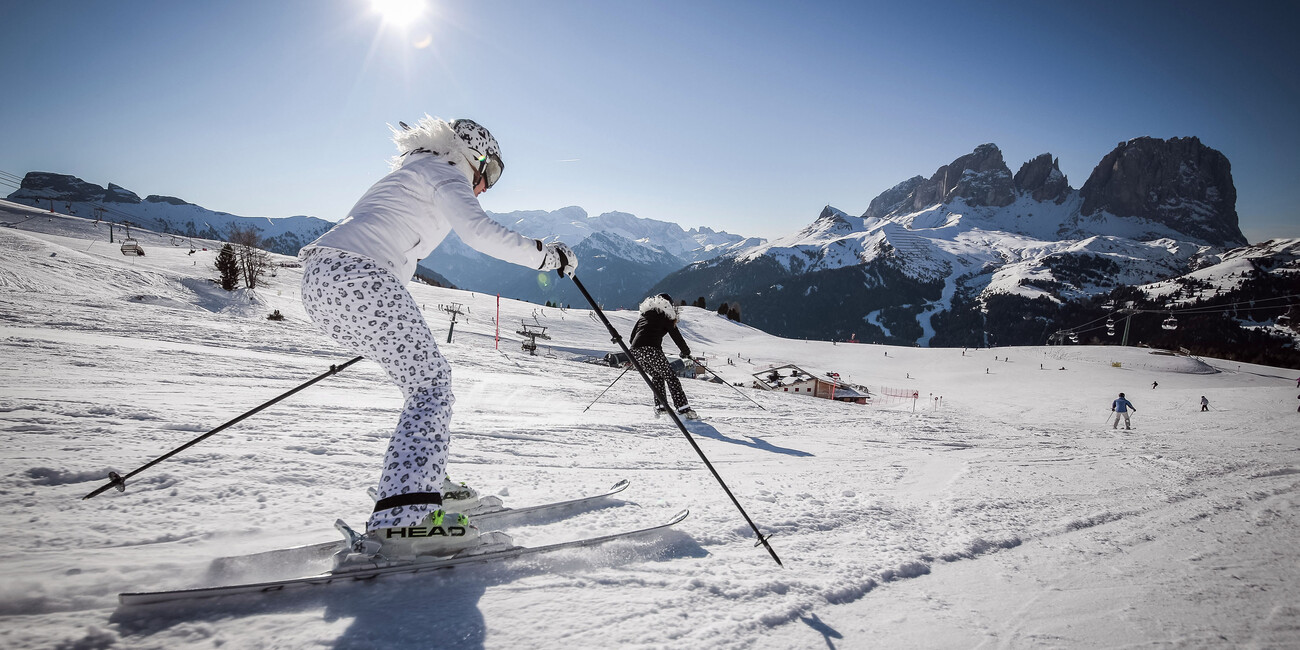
[667,509,689,525]
[609,478,631,493]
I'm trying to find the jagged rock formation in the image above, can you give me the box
[1014,154,1070,204]
[1079,136,1244,247]
[865,144,1017,218]
[863,176,925,218]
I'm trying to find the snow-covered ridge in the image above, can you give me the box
[485,205,758,264]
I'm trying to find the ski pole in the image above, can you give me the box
[81,356,365,500]
[692,359,766,411]
[584,366,631,412]
[567,273,783,567]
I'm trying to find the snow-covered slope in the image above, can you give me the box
[1143,238,1300,304]
[2,200,1298,649]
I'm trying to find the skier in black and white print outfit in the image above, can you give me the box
[629,293,698,420]
[298,116,577,556]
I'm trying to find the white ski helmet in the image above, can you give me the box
[451,118,504,189]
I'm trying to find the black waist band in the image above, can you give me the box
[373,491,443,513]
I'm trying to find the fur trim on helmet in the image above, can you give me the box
[388,115,477,184]
[639,294,678,321]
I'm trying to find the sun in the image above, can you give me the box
[372,0,426,28]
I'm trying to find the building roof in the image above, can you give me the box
[752,363,867,398]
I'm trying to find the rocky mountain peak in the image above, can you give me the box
[104,183,142,204]
[802,205,858,237]
[1079,136,1244,247]
[145,195,192,206]
[862,176,925,219]
[931,143,1015,208]
[865,144,1016,218]
[1013,153,1071,204]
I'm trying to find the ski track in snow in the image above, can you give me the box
[1,202,1298,649]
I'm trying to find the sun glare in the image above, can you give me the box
[372,0,426,27]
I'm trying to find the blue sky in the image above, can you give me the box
[2,0,1296,243]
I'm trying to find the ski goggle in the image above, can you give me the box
[474,151,504,190]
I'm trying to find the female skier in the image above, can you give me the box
[299,116,576,558]
[629,293,698,420]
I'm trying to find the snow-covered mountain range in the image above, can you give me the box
[6,173,759,307]
[652,137,1297,358]
[9,135,1294,361]
[420,207,760,308]
[5,172,335,256]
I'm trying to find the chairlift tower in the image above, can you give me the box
[1114,306,1144,346]
[441,302,465,343]
[516,322,551,356]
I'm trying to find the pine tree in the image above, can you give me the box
[228,226,269,289]
[215,244,240,291]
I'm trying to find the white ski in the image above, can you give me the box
[208,479,632,576]
[120,509,688,605]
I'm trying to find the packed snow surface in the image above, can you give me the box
[1,201,1298,648]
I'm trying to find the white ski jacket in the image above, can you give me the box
[300,152,545,282]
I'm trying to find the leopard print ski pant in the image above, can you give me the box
[301,248,453,531]
[630,346,689,409]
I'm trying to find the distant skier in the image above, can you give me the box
[629,293,698,420]
[1200,396,1209,412]
[1112,392,1137,430]
[1152,381,1158,389]
[298,116,577,560]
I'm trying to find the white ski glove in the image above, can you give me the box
[538,241,578,278]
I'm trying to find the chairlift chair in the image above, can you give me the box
[1068,332,1079,343]
[1161,315,1178,331]
[120,238,145,256]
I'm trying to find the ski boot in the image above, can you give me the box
[366,477,503,516]
[676,405,700,420]
[653,404,668,418]
[333,509,502,570]
[442,475,504,515]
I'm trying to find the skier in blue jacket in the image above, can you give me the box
[1112,392,1137,430]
